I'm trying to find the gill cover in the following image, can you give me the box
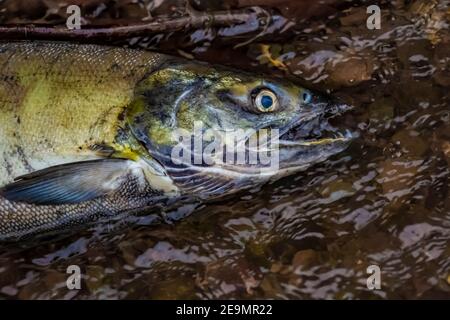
[126,60,353,198]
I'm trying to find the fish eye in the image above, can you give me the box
[254,89,279,112]
[302,91,312,104]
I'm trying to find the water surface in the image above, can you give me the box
[0,0,449,299]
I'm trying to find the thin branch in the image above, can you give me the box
[0,7,280,40]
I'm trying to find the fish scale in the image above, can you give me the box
[0,41,166,185]
[0,174,164,240]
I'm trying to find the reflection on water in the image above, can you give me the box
[0,0,449,299]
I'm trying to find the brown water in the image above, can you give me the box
[0,0,449,299]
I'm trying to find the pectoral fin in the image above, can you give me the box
[0,159,135,205]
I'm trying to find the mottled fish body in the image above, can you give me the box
[0,42,164,185]
[0,42,175,240]
[0,41,353,241]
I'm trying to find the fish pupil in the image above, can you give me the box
[303,92,312,104]
[261,95,273,108]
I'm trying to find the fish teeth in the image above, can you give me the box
[345,129,353,138]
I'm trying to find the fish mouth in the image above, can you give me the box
[279,103,356,147]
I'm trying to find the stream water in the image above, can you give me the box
[0,0,449,299]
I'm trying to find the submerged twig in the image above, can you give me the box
[0,7,285,41]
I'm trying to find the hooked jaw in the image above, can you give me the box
[274,101,356,173]
[279,102,355,147]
